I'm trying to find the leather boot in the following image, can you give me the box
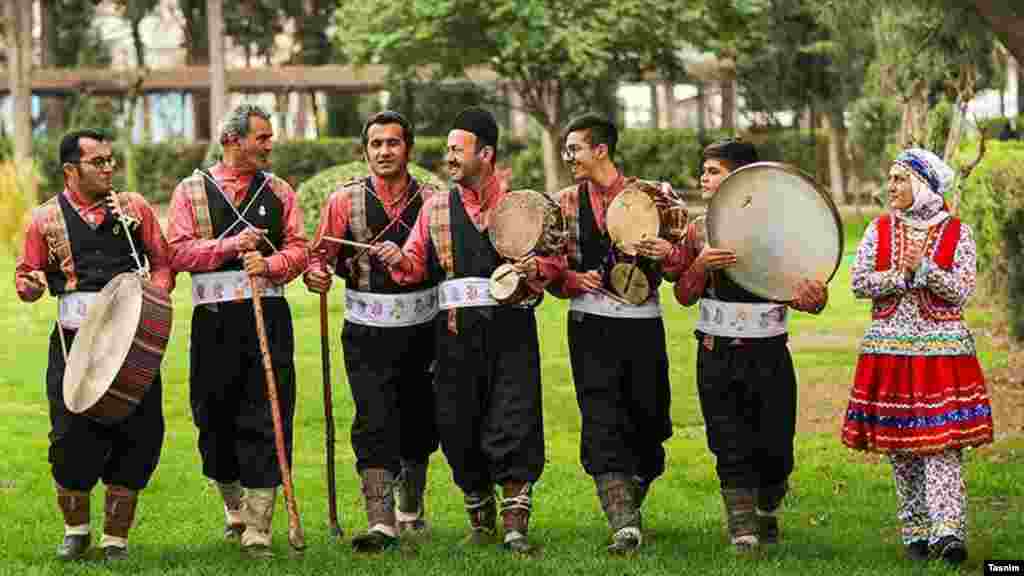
[56,485,91,561]
[462,490,497,546]
[596,473,642,555]
[241,488,276,558]
[500,481,534,554]
[101,485,137,561]
[352,469,399,553]
[395,461,429,535]
[722,488,759,555]
[217,481,246,540]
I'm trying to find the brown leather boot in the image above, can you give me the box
[462,490,497,546]
[395,461,429,536]
[500,481,534,555]
[352,469,399,553]
[101,485,138,561]
[596,473,642,555]
[722,488,759,555]
[56,485,91,561]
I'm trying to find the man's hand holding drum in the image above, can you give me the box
[696,244,737,271]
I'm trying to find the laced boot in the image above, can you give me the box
[722,488,759,555]
[395,461,429,536]
[101,485,138,562]
[597,473,642,555]
[462,490,497,546]
[216,481,246,540]
[56,485,91,561]
[500,481,534,555]
[240,488,276,558]
[352,469,399,553]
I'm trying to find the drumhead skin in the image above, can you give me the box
[706,162,843,301]
[63,273,144,413]
[490,190,546,260]
[607,189,660,256]
[609,262,651,305]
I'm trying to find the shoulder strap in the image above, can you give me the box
[187,171,214,240]
[36,198,78,291]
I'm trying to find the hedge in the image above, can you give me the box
[296,161,446,238]
[3,129,829,204]
[956,141,1024,304]
[502,128,827,196]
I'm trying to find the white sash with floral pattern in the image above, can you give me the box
[344,287,439,327]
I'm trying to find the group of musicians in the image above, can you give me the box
[13,103,991,567]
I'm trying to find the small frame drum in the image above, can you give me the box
[489,263,529,305]
[608,262,651,305]
[490,189,565,260]
[63,273,173,425]
[606,188,660,256]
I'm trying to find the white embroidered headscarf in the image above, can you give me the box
[892,148,955,229]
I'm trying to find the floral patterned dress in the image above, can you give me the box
[841,213,994,454]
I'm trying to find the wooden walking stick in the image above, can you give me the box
[250,276,306,551]
[319,290,342,538]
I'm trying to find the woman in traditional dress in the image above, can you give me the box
[842,148,994,566]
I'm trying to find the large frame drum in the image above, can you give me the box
[705,162,843,301]
[63,273,173,425]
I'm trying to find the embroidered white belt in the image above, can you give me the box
[569,291,662,319]
[695,298,788,338]
[58,292,100,330]
[192,270,284,306]
[345,287,439,327]
[438,277,498,310]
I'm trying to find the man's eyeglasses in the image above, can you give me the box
[73,156,117,170]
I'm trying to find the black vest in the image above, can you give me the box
[338,177,426,294]
[703,270,772,304]
[203,169,284,271]
[47,193,147,295]
[450,185,502,326]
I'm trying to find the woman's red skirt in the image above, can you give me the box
[841,353,994,454]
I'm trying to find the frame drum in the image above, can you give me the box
[489,263,528,305]
[706,162,843,301]
[490,189,564,259]
[606,188,660,256]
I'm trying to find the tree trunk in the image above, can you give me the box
[719,76,736,133]
[1017,57,1024,118]
[183,0,211,140]
[535,81,565,194]
[821,111,848,204]
[208,0,227,133]
[5,0,33,165]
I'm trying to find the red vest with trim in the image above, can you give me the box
[874,213,962,321]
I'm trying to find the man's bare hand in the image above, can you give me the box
[370,241,404,268]
[304,269,332,294]
[697,245,737,271]
[235,227,267,252]
[243,251,269,277]
[791,278,827,312]
[577,270,603,293]
[637,237,673,261]
[514,257,539,281]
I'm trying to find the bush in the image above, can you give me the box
[1006,205,1024,342]
[751,129,828,185]
[269,138,362,191]
[131,140,209,204]
[849,97,902,183]
[296,161,446,238]
[957,141,1024,297]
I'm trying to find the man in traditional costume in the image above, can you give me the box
[841,148,993,566]
[15,129,174,561]
[168,104,309,557]
[305,110,440,552]
[374,107,560,554]
[547,113,687,554]
[674,139,827,554]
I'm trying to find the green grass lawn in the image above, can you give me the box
[0,212,1021,575]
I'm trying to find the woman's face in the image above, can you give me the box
[887,165,914,210]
